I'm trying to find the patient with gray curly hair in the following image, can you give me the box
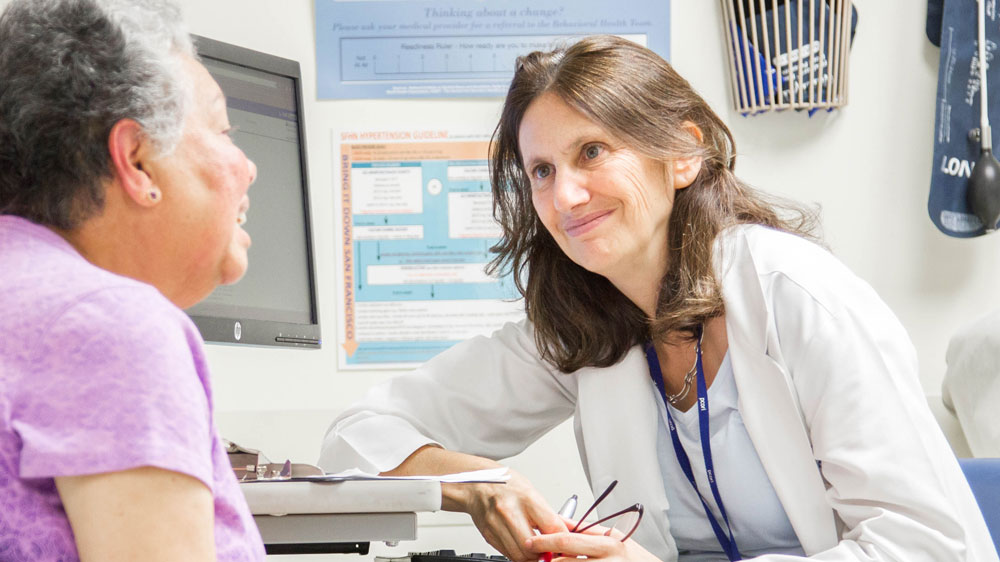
[0,0,263,559]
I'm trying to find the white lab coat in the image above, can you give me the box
[320,225,997,562]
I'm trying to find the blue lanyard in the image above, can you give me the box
[645,333,743,562]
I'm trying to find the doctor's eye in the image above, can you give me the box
[532,164,553,181]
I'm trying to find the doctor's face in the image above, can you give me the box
[519,93,676,283]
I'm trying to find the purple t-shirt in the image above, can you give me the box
[0,215,265,561]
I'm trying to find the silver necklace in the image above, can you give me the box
[664,327,704,406]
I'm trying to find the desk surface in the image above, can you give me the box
[241,479,442,515]
[241,479,442,553]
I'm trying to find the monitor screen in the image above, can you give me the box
[186,36,321,348]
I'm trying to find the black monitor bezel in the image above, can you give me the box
[188,35,321,349]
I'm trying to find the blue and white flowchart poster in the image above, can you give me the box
[337,130,525,368]
[315,0,670,99]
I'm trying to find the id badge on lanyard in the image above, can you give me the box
[645,329,743,562]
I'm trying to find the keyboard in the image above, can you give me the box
[377,550,510,562]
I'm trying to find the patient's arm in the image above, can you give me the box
[56,466,216,562]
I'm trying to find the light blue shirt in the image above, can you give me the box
[654,352,806,561]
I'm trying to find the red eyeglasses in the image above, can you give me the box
[570,480,644,541]
[540,480,644,562]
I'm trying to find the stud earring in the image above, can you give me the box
[148,188,162,202]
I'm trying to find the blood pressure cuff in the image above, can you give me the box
[928,0,1000,237]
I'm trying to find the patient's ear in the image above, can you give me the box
[672,122,704,190]
[107,119,159,207]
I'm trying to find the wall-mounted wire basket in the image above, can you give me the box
[720,0,857,116]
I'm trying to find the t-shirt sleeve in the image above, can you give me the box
[13,286,214,490]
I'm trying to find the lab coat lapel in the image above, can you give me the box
[719,229,838,554]
[576,348,677,561]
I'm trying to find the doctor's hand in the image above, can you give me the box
[446,468,568,562]
[523,519,659,562]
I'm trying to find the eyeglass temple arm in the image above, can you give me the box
[574,503,645,541]
[570,480,618,532]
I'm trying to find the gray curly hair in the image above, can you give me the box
[0,0,194,229]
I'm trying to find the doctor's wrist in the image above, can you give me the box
[443,480,505,513]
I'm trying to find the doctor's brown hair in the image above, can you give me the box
[488,35,817,373]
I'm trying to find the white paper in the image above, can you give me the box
[325,466,510,483]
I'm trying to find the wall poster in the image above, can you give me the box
[315,0,670,98]
[337,129,524,368]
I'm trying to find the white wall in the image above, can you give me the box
[3,0,993,558]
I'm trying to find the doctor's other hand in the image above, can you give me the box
[523,519,659,562]
[446,468,567,562]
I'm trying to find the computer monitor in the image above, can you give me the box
[186,35,321,348]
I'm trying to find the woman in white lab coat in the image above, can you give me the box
[320,35,997,562]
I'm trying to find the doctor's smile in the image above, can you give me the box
[562,209,614,237]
